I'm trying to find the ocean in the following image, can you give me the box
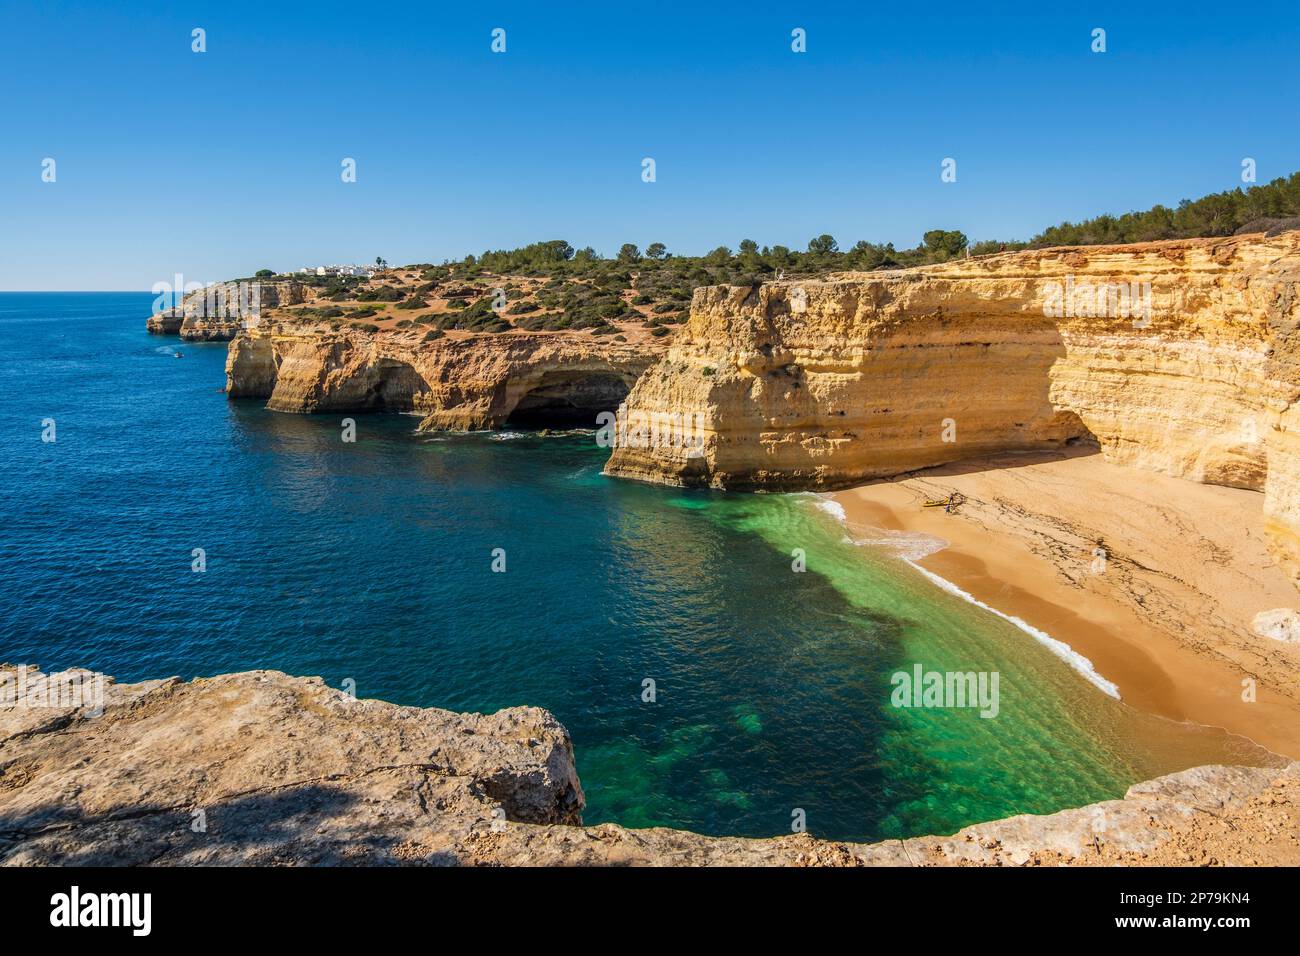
[0,292,1274,842]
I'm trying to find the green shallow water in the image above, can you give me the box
[0,294,1279,844]
[582,489,1276,838]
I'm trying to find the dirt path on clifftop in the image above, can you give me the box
[831,448,1300,758]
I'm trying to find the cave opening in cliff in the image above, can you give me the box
[360,360,429,413]
[506,371,632,428]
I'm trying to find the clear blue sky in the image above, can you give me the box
[2,0,1298,289]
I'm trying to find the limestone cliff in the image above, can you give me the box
[604,232,1300,586]
[226,327,658,430]
[147,280,307,341]
[2,666,1295,866]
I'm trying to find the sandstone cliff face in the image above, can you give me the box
[146,280,307,342]
[604,232,1300,586]
[2,667,1295,866]
[144,307,184,335]
[226,327,658,430]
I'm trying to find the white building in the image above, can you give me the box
[297,264,376,278]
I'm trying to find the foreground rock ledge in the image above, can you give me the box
[2,667,1296,866]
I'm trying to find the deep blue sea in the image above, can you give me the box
[0,293,1275,842]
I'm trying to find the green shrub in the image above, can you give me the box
[357,285,406,302]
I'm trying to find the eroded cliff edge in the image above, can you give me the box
[147,280,307,341]
[227,328,655,430]
[603,232,1300,587]
[2,667,1296,866]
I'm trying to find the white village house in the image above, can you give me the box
[290,264,377,278]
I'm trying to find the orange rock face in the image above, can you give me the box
[604,232,1300,589]
[226,326,659,430]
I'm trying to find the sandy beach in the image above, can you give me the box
[831,448,1300,759]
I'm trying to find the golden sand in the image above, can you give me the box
[831,448,1300,758]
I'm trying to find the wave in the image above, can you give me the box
[901,558,1121,699]
[490,428,595,441]
[806,493,1122,700]
[810,495,846,522]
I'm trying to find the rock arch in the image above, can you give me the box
[503,369,634,427]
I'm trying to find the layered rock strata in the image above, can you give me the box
[147,280,307,342]
[144,307,184,335]
[226,328,656,430]
[2,666,1295,866]
[603,232,1300,586]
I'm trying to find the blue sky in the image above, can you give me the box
[2,0,1298,289]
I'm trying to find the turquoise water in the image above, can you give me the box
[0,293,1274,842]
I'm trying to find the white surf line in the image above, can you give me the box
[901,557,1121,699]
[811,497,847,522]
[806,493,1123,700]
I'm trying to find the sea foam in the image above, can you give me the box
[901,558,1121,699]
[808,493,1122,700]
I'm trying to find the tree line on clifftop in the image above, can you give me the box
[1031,172,1300,247]
[261,173,1300,338]
[392,172,1300,284]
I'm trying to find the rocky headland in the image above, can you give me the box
[227,327,654,430]
[169,235,1300,587]
[152,267,673,428]
[147,279,308,340]
[3,666,1296,866]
